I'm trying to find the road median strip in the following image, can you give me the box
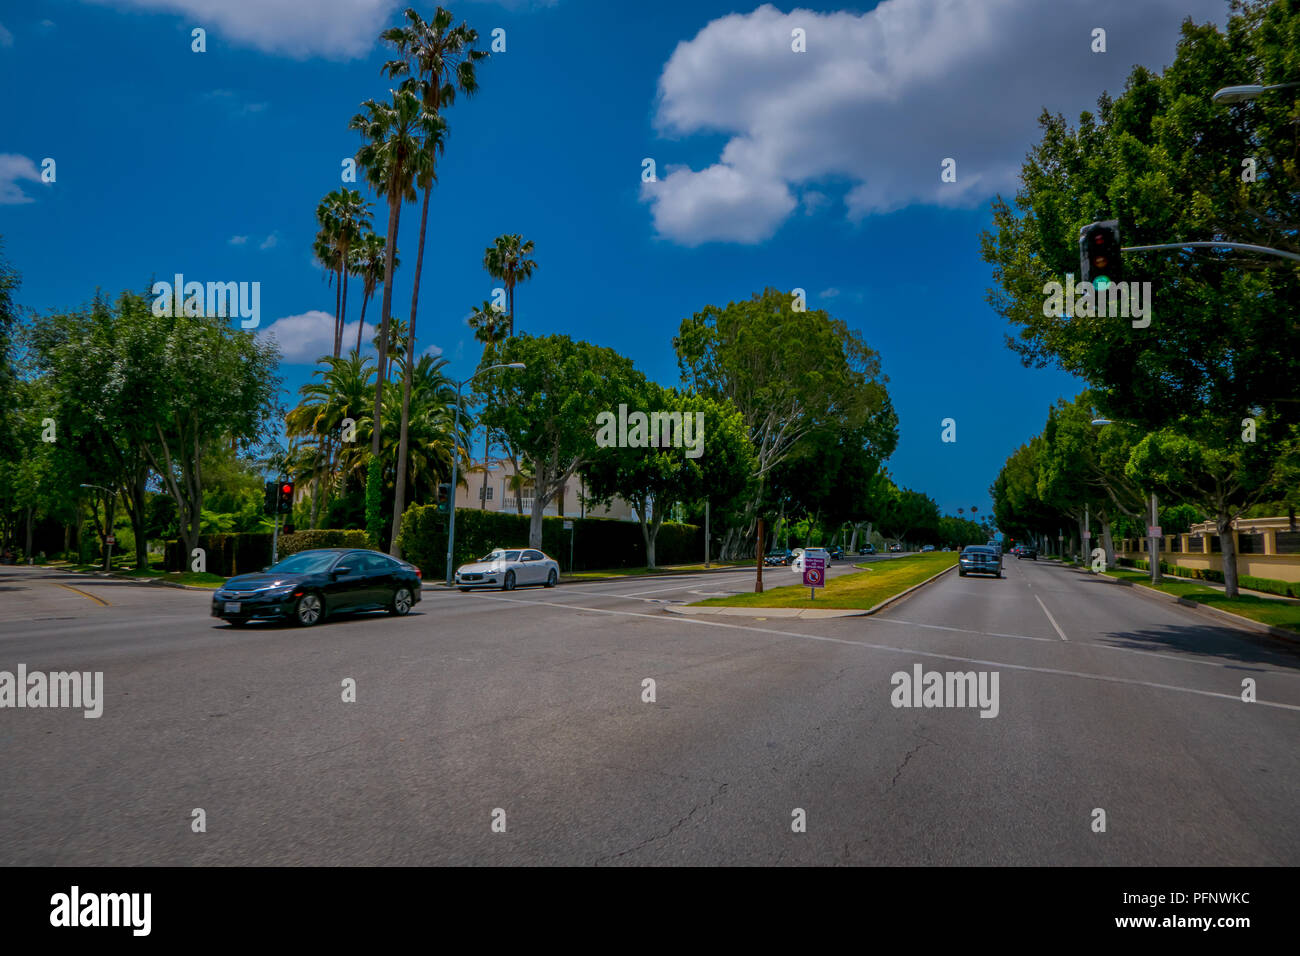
[667,553,958,618]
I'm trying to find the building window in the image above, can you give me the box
[1209,535,1221,553]
[479,485,493,501]
[1169,536,1181,553]
[1277,532,1300,555]
[1188,534,1203,553]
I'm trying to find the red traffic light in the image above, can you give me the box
[282,484,292,494]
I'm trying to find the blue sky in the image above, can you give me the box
[0,0,1228,518]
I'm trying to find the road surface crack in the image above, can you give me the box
[889,735,935,791]
[594,782,729,865]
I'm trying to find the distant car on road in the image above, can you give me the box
[986,539,1003,555]
[889,544,903,553]
[212,548,421,627]
[959,545,1003,578]
[941,547,951,552]
[764,549,792,566]
[828,546,845,560]
[921,545,935,552]
[456,548,559,591]
[858,544,876,555]
[1017,546,1038,561]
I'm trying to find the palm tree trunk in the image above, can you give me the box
[356,290,371,355]
[507,280,515,337]
[372,198,402,458]
[389,183,431,557]
[338,249,350,357]
[338,269,348,358]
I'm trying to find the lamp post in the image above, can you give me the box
[445,363,525,586]
[1091,417,1160,584]
[79,483,112,571]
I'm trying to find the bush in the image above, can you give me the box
[398,505,703,579]
[164,532,274,577]
[278,529,371,557]
[1239,574,1300,599]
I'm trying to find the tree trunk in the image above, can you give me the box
[25,505,33,563]
[333,267,343,358]
[528,494,546,549]
[390,184,432,558]
[338,252,350,359]
[1101,520,1116,569]
[356,290,370,354]
[372,197,402,458]
[1219,512,1239,598]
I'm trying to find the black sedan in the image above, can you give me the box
[211,548,422,627]
[1017,546,1038,560]
[764,549,792,566]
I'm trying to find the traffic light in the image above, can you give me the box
[437,483,452,514]
[1079,220,1123,289]
[263,482,278,515]
[277,481,294,515]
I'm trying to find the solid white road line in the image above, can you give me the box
[471,593,1300,713]
[1036,595,1069,641]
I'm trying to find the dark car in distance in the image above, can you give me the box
[211,548,422,627]
[764,549,792,567]
[959,545,1003,578]
[1017,546,1038,560]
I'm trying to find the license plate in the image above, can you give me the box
[224,602,241,613]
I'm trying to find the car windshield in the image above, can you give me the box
[267,551,339,574]
[480,550,521,562]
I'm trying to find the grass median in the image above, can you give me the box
[1103,568,1300,635]
[688,552,958,610]
[566,559,751,580]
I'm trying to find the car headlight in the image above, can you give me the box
[263,584,298,597]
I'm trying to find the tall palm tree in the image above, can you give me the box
[482,234,537,336]
[348,232,397,355]
[467,299,509,346]
[350,87,439,466]
[381,6,486,556]
[315,189,372,358]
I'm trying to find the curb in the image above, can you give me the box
[1086,568,1300,646]
[42,565,217,592]
[863,562,958,615]
[664,560,958,620]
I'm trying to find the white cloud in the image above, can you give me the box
[0,22,14,47]
[228,235,248,246]
[0,154,42,204]
[79,0,400,59]
[423,344,444,359]
[259,310,377,364]
[643,0,1225,245]
[259,232,279,250]
[818,287,840,299]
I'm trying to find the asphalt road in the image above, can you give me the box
[1,555,1297,865]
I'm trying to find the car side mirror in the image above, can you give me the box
[261,566,270,573]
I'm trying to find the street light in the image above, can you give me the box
[79,483,113,570]
[1089,419,1160,584]
[445,363,525,586]
[1212,81,1300,104]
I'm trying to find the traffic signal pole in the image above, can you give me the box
[1122,241,1300,263]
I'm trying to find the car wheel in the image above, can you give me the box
[294,592,324,627]
[458,587,470,592]
[502,570,516,591]
[958,569,967,576]
[389,586,413,616]
[545,568,558,588]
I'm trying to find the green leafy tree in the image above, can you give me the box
[478,334,642,548]
[583,384,756,568]
[674,287,894,558]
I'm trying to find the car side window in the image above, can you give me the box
[346,553,379,572]
[523,550,544,562]
[361,553,393,572]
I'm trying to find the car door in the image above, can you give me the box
[324,552,366,611]
[354,552,394,607]
[520,550,546,584]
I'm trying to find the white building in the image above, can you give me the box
[455,460,639,521]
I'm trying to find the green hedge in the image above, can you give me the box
[1124,558,1297,596]
[165,532,273,577]
[398,505,702,579]
[278,529,371,557]
[165,529,370,576]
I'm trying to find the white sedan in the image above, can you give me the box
[455,548,560,591]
